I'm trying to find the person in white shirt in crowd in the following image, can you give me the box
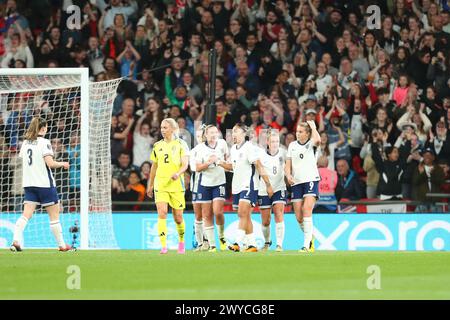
[132,111,155,168]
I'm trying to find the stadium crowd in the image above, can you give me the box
[0,0,450,212]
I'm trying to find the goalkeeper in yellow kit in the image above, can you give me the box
[147,118,189,254]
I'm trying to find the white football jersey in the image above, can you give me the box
[230,141,260,194]
[195,139,229,187]
[19,137,56,188]
[189,144,202,193]
[258,148,287,196]
[287,139,321,185]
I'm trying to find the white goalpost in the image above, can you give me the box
[0,68,121,249]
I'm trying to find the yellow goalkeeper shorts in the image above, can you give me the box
[155,191,185,210]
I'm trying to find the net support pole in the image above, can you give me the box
[206,49,217,125]
[79,68,90,250]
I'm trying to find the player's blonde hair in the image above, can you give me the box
[265,128,280,150]
[24,117,47,141]
[297,122,312,137]
[162,118,179,134]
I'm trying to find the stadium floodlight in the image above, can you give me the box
[0,68,121,249]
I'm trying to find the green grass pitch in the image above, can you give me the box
[1,250,449,300]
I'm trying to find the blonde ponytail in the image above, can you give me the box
[24,117,47,141]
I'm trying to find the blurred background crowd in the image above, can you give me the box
[0,0,449,212]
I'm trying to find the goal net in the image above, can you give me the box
[0,68,121,249]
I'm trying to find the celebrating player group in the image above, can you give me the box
[10,116,320,254]
[147,118,321,254]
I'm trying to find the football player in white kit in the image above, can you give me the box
[220,123,273,253]
[190,126,208,251]
[11,117,72,252]
[258,129,287,252]
[285,121,321,253]
[195,125,229,252]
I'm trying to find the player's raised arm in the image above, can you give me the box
[307,120,321,146]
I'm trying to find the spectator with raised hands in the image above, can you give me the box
[345,43,367,82]
[337,57,362,98]
[371,130,411,200]
[324,96,351,165]
[96,0,138,31]
[379,16,400,55]
[367,49,391,84]
[1,21,33,68]
[305,61,332,100]
[316,130,345,171]
[231,0,256,32]
[426,121,450,162]
[295,27,322,68]
[331,36,348,70]
[133,110,155,168]
[258,52,282,91]
[399,131,423,199]
[396,103,432,144]
[164,67,189,110]
[259,8,283,45]
[272,38,294,65]
[137,7,159,42]
[318,7,345,53]
[427,50,450,96]
[227,45,256,81]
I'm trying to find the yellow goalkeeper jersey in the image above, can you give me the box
[151,138,189,192]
